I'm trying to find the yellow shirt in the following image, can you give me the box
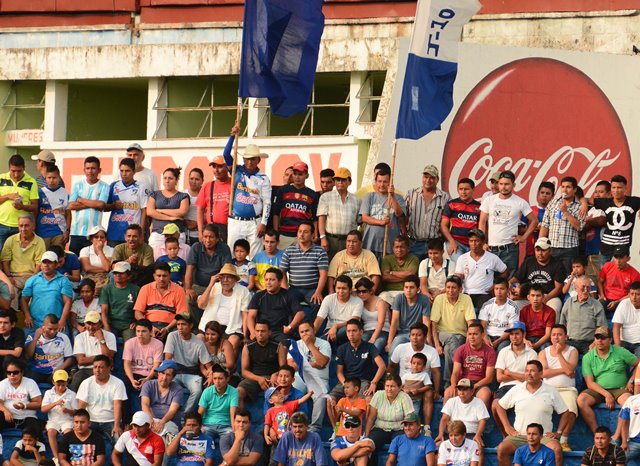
[328,249,381,287]
[430,293,475,335]
[0,234,45,274]
[0,172,38,227]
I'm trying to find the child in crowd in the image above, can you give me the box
[264,388,314,462]
[41,370,76,461]
[419,239,455,303]
[4,428,45,466]
[437,420,480,466]
[232,239,256,291]
[157,237,187,285]
[326,377,367,441]
[36,164,70,249]
[562,256,598,299]
[478,277,520,351]
[70,278,100,337]
[401,353,433,427]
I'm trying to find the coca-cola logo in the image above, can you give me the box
[442,58,631,203]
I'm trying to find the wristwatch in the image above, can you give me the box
[100,339,106,345]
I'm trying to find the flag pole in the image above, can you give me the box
[228,97,244,216]
[382,139,398,257]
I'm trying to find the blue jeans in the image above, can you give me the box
[203,424,233,444]
[174,373,203,414]
[69,235,91,256]
[0,225,17,252]
[626,439,640,461]
[389,332,410,356]
[289,286,320,321]
[91,421,115,445]
[447,241,470,263]
[491,243,519,277]
[363,330,388,354]
[410,240,428,262]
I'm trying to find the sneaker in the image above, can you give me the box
[560,441,571,451]
[423,426,431,437]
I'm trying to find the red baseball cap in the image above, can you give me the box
[292,161,308,172]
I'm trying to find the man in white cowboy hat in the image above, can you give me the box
[223,127,272,259]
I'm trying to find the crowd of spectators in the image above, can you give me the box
[0,140,639,466]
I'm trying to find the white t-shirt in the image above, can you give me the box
[42,387,77,424]
[76,375,127,423]
[71,297,101,325]
[390,342,440,379]
[361,298,390,333]
[495,344,538,388]
[418,258,455,292]
[401,371,432,387]
[480,193,532,246]
[437,438,480,466]
[612,298,640,344]
[79,244,114,268]
[317,294,363,329]
[0,377,41,420]
[498,382,567,435]
[441,396,489,434]
[478,298,520,337]
[73,330,118,369]
[454,251,507,294]
[287,337,332,382]
[216,294,234,327]
[542,345,576,389]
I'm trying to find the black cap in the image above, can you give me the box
[468,228,486,241]
[343,415,361,427]
[174,313,193,324]
[613,246,630,258]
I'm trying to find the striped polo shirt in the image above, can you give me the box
[279,243,329,288]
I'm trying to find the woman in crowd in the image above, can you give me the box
[146,167,190,247]
[185,168,204,245]
[365,373,415,466]
[0,357,42,432]
[79,225,113,294]
[356,277,390,353]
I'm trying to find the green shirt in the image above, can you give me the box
[582,345,637,390]
[381,254,419,292]
[198,384,239,426]
[99,282,140,331]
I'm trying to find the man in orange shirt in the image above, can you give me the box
[134,262,188,341]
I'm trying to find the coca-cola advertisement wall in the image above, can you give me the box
[384,42,637,205]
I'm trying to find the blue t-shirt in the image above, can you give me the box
[176,433,215,466]
[57,252,81,278]
[107,180,147,242]
[513,444,555,466]
[330,436,372,466]
[388,434,437,466]
[36,185,69,238]
[157,255,187,285]
[21,272,74,328]
[273,431,327,466]
[25,331,73,375]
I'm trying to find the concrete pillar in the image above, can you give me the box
[248,97,268,138]
[43,80,68,142]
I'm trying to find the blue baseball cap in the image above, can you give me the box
[506,321,526,333]
[156,360,178,373]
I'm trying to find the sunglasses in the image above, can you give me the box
[6,370,21,375]
[344,422,360,429]
[594,334,609,340]
[355,289,370,294]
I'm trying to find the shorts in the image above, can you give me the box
[505,434,557,447]
[582,387,630,404]
[494,385,515,400]
[46,419,73,433]
[329,380,372,400]
[557,387,578,415]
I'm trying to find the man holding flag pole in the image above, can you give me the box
[223,0,326,259]
[383,0,481,254]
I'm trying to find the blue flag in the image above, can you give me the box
[239,0,325,117]
[395,0,480,140]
